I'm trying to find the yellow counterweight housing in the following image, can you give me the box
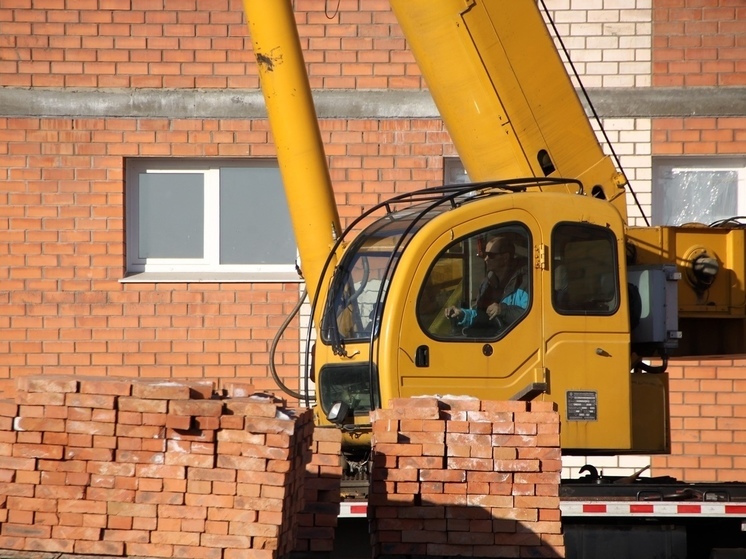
[388,0,629,220]
[628,225,746,357]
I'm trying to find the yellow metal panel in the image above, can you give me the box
[543,331,632,451]
[388,0,628,219]
[627,225,746,356]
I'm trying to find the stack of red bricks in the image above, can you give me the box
[293,426,343,557]
[0,375,315,559]
[369,397,564,558]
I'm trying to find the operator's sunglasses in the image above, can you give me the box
[483,250,510,259]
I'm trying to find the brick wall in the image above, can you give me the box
[0,0,422,91]
[651,358,746,482]
[652,117,746,155]
[0,116,451,398]
[647,1,746,484]
[653,0,746,87]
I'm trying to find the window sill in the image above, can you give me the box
[120,271,304,284]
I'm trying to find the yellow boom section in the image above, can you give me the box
[243,0,341,306]
[388,0,629,222]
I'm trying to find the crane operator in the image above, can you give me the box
[444,235,529,334]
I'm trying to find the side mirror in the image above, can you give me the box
[326,401,349,425]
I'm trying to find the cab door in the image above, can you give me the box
[393,211,546,403]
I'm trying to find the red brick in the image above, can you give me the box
[51,526,102,541]
[219,415,244,430]
[2,522,52,538]
[118,397,168,413]
[311,427,343,443]
[25,537,75,553]
[159,504,207,520]
[85,462,135,476]
[115,450,164,464]
[0,537,26,551]
[0,401,19,417]
[65,393,116,409]
[125,542,175,557]
[64,447,114,461]
[74,540,125,555]
[187,467,235,482]
[17,375,78,394]
[223,399,278,418]
[164,452,214,468]
[79,378,132,396]
[481,400,528,413]
[86,488,135,502]
[14,417,65,432]
[194,416,220,430]
[107,502,157,518]
[34,485,84,500]
[376,402,439,420]
[58,500,107,514]
[132,381,190,400]
[244,417,298,436]
[173,544,222,559]
[116,424,163,438]
[65,420,116,436]
[102,528,150,543]
[166,415,192,430]
[142,412,168,426]
[15,392,65,406]
[169,399,223,417]
[136,464,186,479]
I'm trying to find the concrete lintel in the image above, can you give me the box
[0,87,745,120]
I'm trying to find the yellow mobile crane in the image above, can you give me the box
[242,0,744,463]
[242,1,746,555]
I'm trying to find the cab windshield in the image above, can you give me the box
[321,204,447,346]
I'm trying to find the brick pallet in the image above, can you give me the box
[369,397,564,559]
[0,375,317,559]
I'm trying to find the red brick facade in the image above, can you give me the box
[653,0,746,88]
[648,0,746,482]
[0,115,450,398]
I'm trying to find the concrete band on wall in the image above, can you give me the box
[1,87,746,120]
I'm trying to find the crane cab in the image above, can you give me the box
[313,182,669,457]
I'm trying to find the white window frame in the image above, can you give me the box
[124,159,300,283]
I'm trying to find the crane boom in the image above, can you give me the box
[388,0,629,221]
[242,0,341,309]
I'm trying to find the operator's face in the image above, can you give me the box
[483,238,512,274]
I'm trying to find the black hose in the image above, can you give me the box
[269,289,309,402]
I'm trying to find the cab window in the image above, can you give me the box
[552,223,619,315]
[417,225,531,339]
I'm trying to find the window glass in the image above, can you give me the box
[321,202,450,345]
[444,158,471,185]
[138,172,204,259]
[551,223,618,315]
[653,158,746,226]
[126,159,297,279]
[418,224,531,339]
[220,166,294,265]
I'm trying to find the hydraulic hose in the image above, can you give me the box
[269,289,309,402]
